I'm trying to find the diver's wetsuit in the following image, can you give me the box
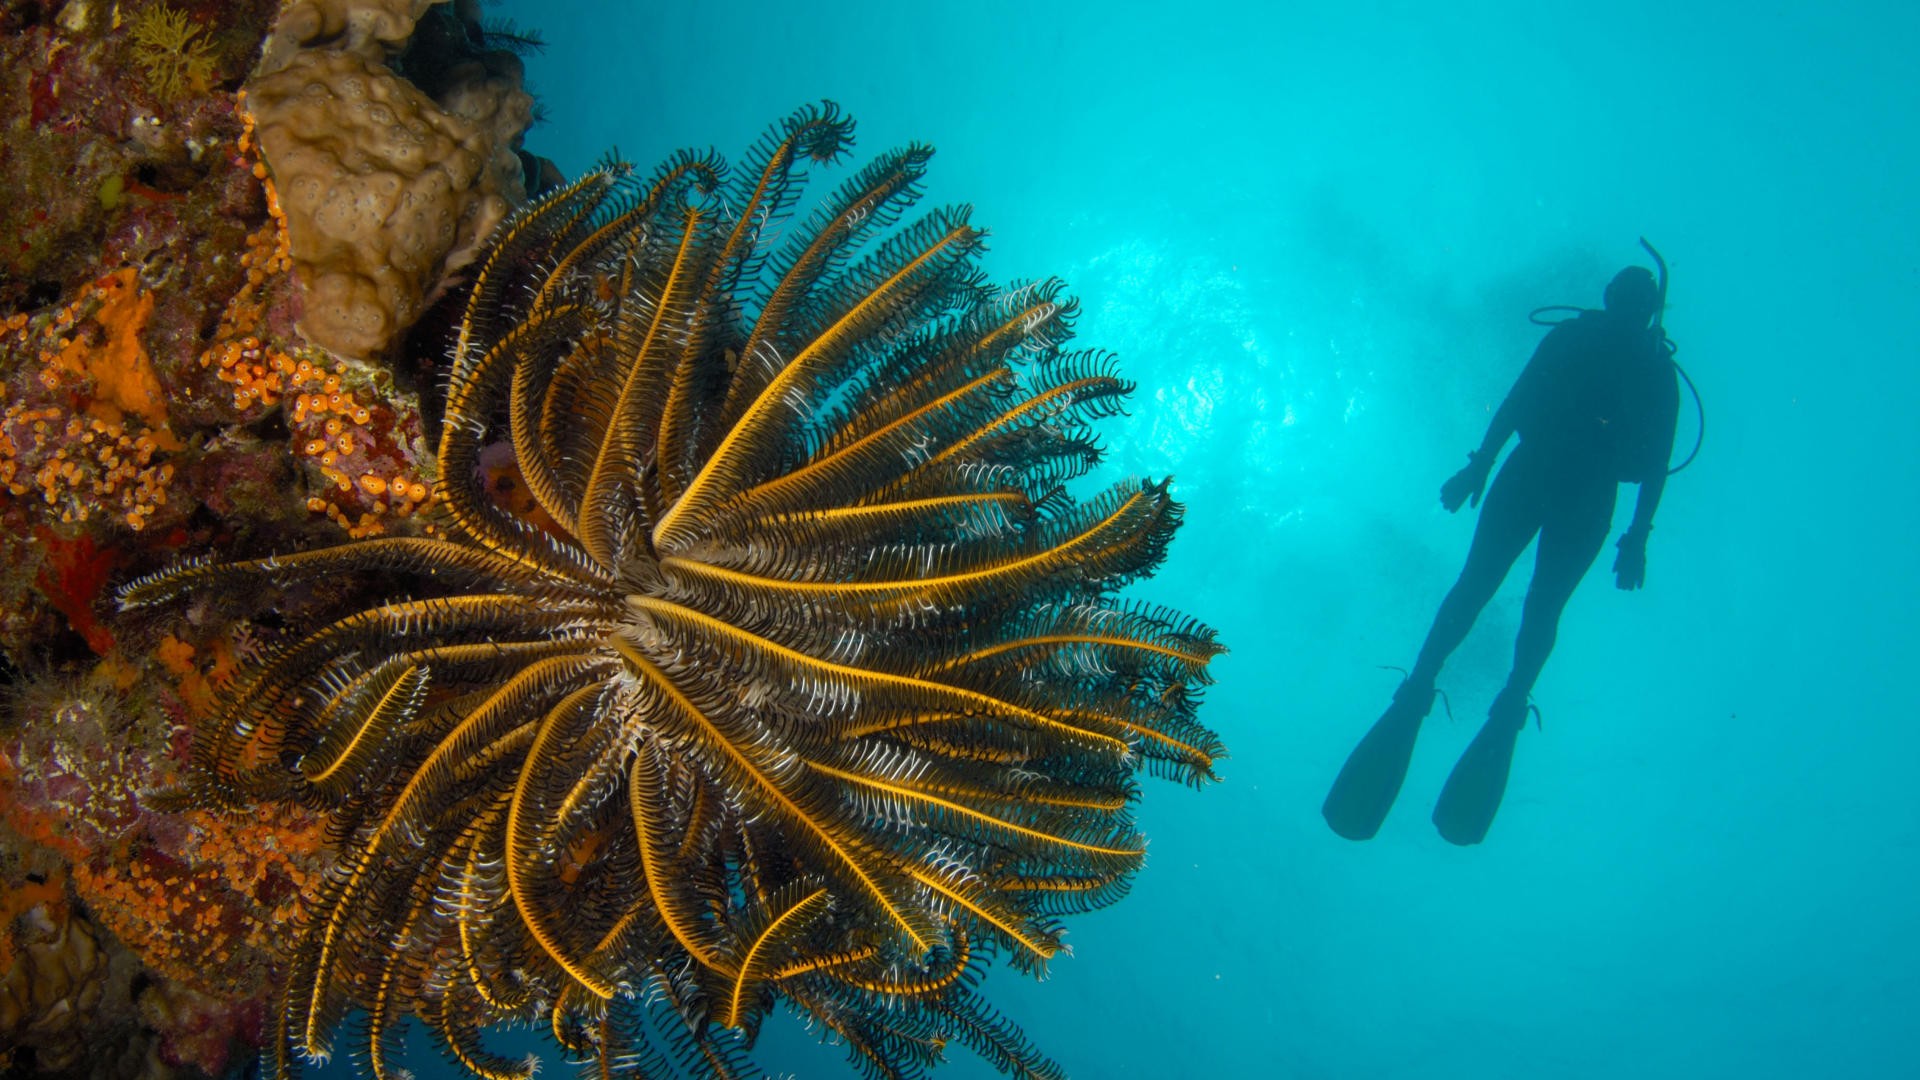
[1408,309,1679,708]
[1411,442,1616,710]
[1321,295,1681,845]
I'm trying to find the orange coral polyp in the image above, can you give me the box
[42,270,185,454]
[7,313,180,528]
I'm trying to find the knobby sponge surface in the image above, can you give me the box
[258,0,438,66]
[247,0,530,358]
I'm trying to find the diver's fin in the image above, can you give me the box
[1322,682,1435,840]
[1431,689,1530,846]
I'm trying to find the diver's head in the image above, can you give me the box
[1603,266,1661,327]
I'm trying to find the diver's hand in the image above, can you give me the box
[1613,530,1648,590]
[1439,453,1491,513]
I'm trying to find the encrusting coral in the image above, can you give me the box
[121,104,1226,1078]
[0,661,329,1076]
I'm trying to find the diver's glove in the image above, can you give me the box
[1613,527,1649,590]
[1439,451,1492,512]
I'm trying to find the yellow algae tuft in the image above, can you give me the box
[128,3,221,102]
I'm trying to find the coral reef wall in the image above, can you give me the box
[0,1,543,1075]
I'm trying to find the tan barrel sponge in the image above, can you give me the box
[247,0,532,359]
[256,0,440,71]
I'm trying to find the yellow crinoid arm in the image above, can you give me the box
[924,631,1218,679]
[653,212,980,551]
[507,681,623,999]
[609,633,939,953]
[660,480,1171,619]
[627,738,733,976]
[528,150,721,314]
[724,886,829,1028]
[626,596,1131,759]
[908,865,1060,964]
[298,662,428,789]
[807,761,1144,863]
[578,206,707,567]
[719,367,1015,527]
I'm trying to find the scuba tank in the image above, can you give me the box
[1527,237,1704,475]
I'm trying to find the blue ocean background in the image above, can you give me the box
[407,1,1914,1076]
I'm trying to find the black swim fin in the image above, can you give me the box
[1322,682,1435,840]
[1431,689,1530,846]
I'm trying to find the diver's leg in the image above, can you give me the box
[1406,456,1543,688]
[1503,477,1616,703]
[1324,455,1543,840]
[1434,478,1615,845]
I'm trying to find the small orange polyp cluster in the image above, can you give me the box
[294,377,431,538]
[237,96,292,281]
[202,336,294,410]
[1,407,177,531]
[200,221,293,379]
[303,475,433,539]
[197,335,430,538]
[236,96,285,229]
[2,293,179,532]
[199,212,296,414]
[67,802,324,996]
[289,373,366,427]
[243,203,291,281]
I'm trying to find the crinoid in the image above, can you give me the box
[119,104,1225,1079]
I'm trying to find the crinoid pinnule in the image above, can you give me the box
[118,103,1226,1079]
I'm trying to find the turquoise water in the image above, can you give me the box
[417,1,1916,1076]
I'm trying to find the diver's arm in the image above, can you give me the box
[1477,327,1561,466]
[1439,363,1527,511]
[1627,355,1681,537]
[1626,472,1664,538]
[1614,362,1678,589]
[1613,474,1660,590]
[1439,404,1512,512]
[1472,397,1520,464]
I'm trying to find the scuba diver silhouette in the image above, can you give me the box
[1324,242,1693,845]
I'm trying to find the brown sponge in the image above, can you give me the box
[246,0,531,359]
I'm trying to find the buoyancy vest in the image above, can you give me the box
[1510,311,1680,484]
